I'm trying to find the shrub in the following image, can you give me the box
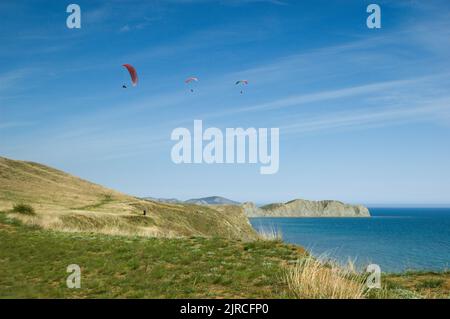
[12,203,35,215]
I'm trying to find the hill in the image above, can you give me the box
[0,156,256,240]
[185,196,241,206]
[142,197,183,204]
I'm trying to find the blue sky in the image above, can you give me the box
[1,0,450,205]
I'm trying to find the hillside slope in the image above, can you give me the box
[0,156,257,240]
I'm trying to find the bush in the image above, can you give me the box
[12,204,35,215]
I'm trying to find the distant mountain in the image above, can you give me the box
[242,199,370,217]
[142,195,241,206]
[142,197,183,204]
[185,196,241,206]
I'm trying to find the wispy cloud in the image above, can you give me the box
[281,98,450,136]
[119,25,131,32]
[0,68,35,93]
[0,121,35,130]
[119,17,158,33]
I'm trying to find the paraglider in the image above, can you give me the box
[235,80,248,94]
[122,64,138,88]
[185,77,198,92]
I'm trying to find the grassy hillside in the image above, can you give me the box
[0,212,304,298]
[0,156,256,240]
[1,213,448,298]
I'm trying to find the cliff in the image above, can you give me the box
[242,199,370,217]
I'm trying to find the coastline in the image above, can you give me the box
[250,208,450,274]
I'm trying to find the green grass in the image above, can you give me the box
[366,271,450,299]
[416,278,444,289]
[1,211,448,299]
[0,212,304,298]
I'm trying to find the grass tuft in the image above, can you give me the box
[285,256,367,299]
[256,226,283,242]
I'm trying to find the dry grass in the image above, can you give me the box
[0,156,258,240]
[285,256,367,299]
[7,211,164,238]
[257,225,283,241]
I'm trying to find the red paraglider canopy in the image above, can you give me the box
[122,64,138,87]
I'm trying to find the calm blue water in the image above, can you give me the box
[250,208,450,273]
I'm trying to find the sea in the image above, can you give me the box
[250,208,450,273]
